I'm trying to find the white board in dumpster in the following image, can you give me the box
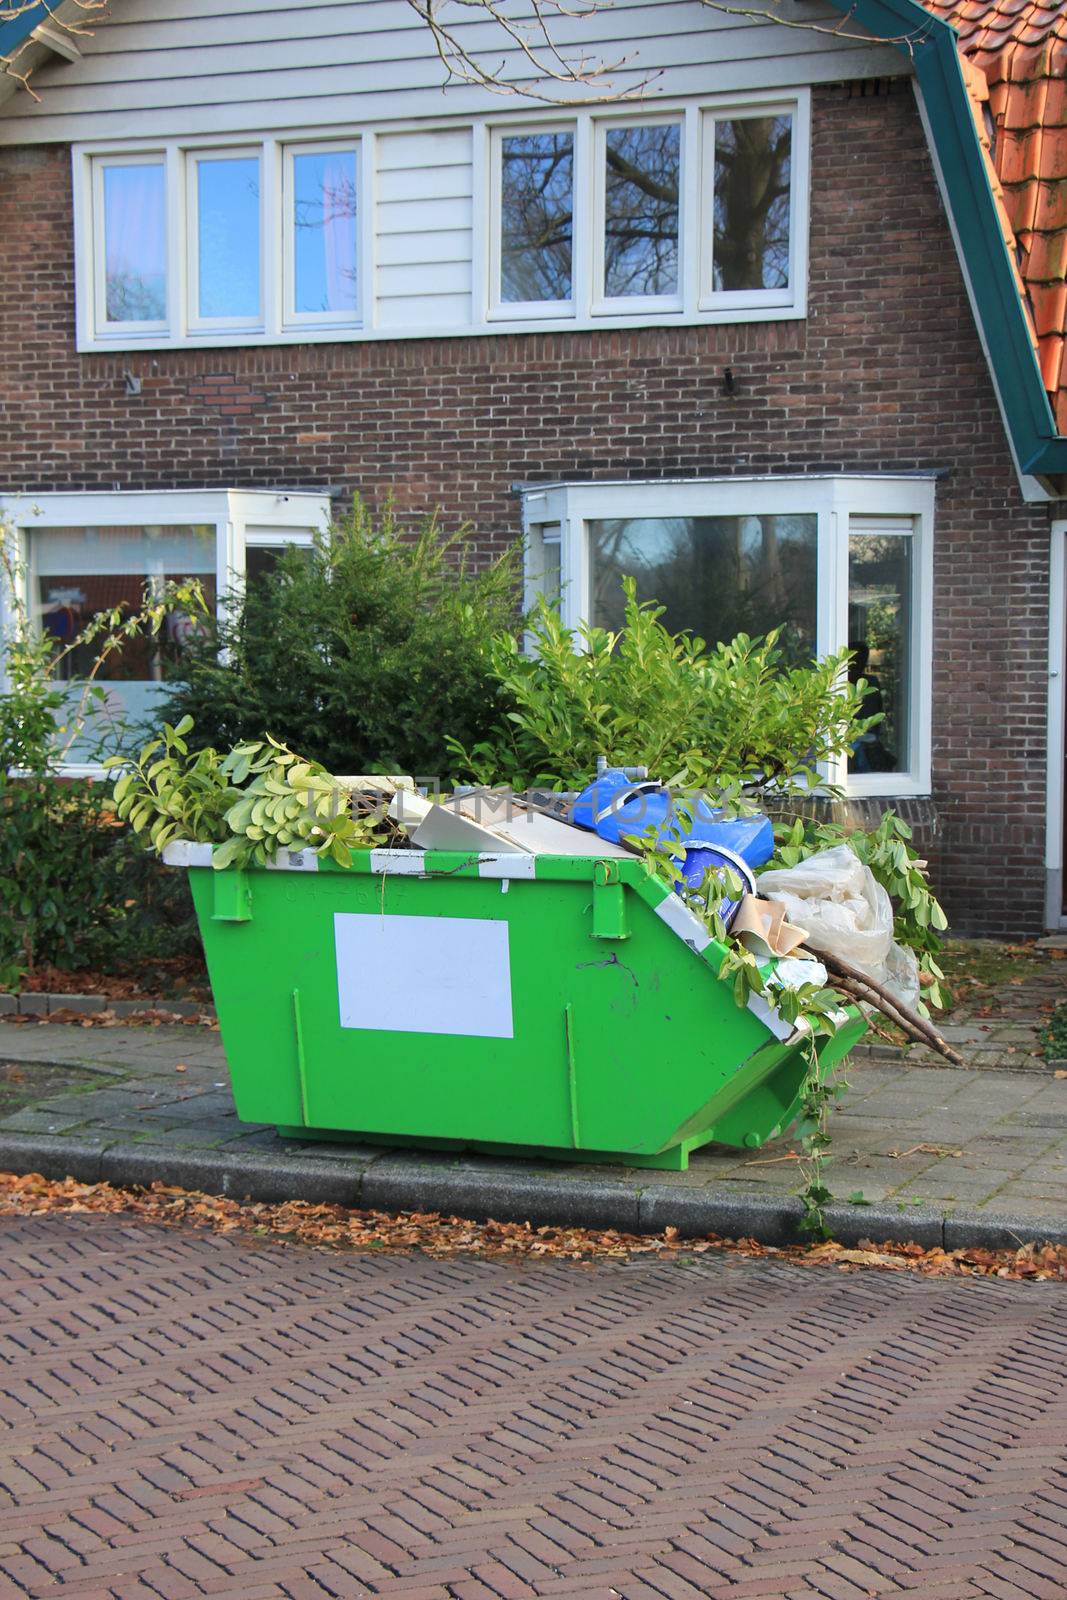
[334,912,515,1038]
[408,791,633,857]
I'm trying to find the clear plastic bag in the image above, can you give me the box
[757,844,919,1009]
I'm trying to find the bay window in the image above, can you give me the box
[0,491,331,774]
[521,476,934,796]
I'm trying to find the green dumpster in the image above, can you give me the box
[166,842,866,1170]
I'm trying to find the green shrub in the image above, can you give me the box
[0,523,204,989]
[162,499,520,778]
[0,780,121,989]
[451,578,874,794]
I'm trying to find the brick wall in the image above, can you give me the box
[0,80,1054,936]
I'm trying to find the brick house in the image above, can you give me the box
[0,0,1065,937]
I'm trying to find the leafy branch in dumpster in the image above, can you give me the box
[105,720,397,869]
[675,827,952,1235]
[625,806,854,1238]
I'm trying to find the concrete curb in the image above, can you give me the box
[1,1130,1065,1253]
[1,992,215,1018]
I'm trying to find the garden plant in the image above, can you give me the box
[0,522,206,990]
[162,498,520,779]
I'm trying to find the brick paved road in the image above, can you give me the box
[2,1218,1067,1600]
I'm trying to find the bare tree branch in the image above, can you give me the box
[404,0,660,103]
[402,0,929,107]
[1,0,107,98]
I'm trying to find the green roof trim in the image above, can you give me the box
[0,1,49,61]
[823,0,1067,479]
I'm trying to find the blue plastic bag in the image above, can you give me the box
[570,769,774,926]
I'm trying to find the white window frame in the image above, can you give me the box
[520,474,935,798]
[488,120,578,322]
[90,152,171,339]
[282,138,364,331]
[72,88,810,351]
[187,146,266,335]
[592,112,686,318]
[698,101,803,314]
[0,489,332,777]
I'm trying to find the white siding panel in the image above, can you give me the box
[375,126,473,329]
[378,163,473,203]
[376,291,472,330]
[0,0,909,145]
[378,195,473,231]
[377,229,472,268]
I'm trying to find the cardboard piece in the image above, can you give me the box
[732,894,810,960]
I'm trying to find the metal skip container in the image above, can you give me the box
[165,843,866,1171]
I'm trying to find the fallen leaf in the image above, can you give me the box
[0,1171,1062,1283]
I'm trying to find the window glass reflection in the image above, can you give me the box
[36,525,217,758]
[500,131,574,303]
[293,149,358,315]
[604,123,680,298]
[589,514,817,660]
[197,155,261,319]
[848,531,912,774]
[103,163,167,322]
[713,115,792,291]
[244,543,313,589]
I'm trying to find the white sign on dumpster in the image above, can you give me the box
[334,912,515,1038]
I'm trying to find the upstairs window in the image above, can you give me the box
[286,142,360,323]
[497,128,575,311]
[95,156,168,330]
[600,119,682,307]
[490,95,806,323]
[85,139,365,344]
[191,150,263,327]
[75,92,808,349]
[708,113,793,299]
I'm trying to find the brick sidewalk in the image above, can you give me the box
[2,1213,1066,1599]
[1,1020,1066,1240]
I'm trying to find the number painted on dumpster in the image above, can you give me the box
[333,912,515,1039]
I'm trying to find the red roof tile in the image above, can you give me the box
[923,0,1067,433]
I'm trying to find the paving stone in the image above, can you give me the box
[0,1108,95,1135]
[3,1214,1067,1599]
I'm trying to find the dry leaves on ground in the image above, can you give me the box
[18,959,211,1003]
[0,1170,1064,1281]
[1,1008,218,1029]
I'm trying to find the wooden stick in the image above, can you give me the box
[819,952,964,1066]
[830,969,957,1062]
[832,972,955,1061]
